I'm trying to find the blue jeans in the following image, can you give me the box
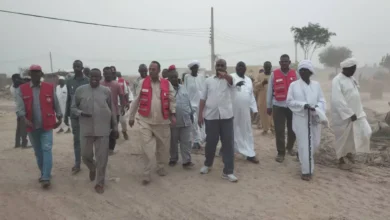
[28,129,53,181]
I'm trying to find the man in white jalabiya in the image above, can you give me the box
[330,58,372,170]
[286,60,327,181]
[56,76,71,133]
[231,61,259,164]
[184,60,206,151]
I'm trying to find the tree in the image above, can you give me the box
[318,46,352,73]
[291,23,336,60]
[380,54,390,70]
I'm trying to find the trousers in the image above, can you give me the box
[170,126,192,164]
[29,129,53,181]
[204,118,234,175]
[273,105,296,155]
[81,136,110,186]
[138,120,170,177]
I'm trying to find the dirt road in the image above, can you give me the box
[1,98,390,220]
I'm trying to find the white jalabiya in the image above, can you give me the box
[330,73,371,159]
[287,78,326,174]
[56,84,69,129]
[231,73,258,157]
[184,73,206,144]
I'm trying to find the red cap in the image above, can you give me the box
[29,65,42,71]
[168,65,176,71]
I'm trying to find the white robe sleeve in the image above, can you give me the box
[316,83,326,113]
[250,91,258,113]
[331,78,355,120]
[286,83,306,114]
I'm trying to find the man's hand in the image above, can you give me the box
[304,104,316,111]
[198,114,204,127]
[120,106,125,116]
[129,119,135,127]
[125,103,130,111]
[262,79,268,85]
[253,112,258,119]
[351,114,357,122]
[80,112,92,117]
[217,71,227,78]
[267,108,272,116]
[110,130,119,139]
[54,117,62,129]
[171,115,177,126]
[24,117,33,128]
[64,116,69,126]
[236,81,245,87]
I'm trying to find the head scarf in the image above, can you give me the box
[58,76,65,80]
[298,60,315,75]
[168,65,176,71]
[188,60,200,69]
[340,57,357,68]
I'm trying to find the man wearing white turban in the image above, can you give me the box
[184,60,206,151]
[330,58,371,170]
[287,60,327,181]
[56,76,70,133]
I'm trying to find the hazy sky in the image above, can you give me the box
[1,0,390,75]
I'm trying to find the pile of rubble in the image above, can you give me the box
[316,107,390,168]
[0,85,13,100]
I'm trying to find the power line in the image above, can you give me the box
[0,9,209,38]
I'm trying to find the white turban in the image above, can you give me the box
[188,60,200,68]
[298,60,315,75]
[340,57,357,68]
[59,76,65,80]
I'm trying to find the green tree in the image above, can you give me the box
[291,23,336,60]
[380,54,390,69]
[318,46,352,73]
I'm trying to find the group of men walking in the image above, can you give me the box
[13,54,372,193]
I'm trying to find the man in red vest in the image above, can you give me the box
[266,54,297,163]
[129,61,176,185]
[15,65,62,188]
[115,71,133,140]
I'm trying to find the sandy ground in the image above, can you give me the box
[1,87,390,220]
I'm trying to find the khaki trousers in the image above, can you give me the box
[138,120,170,177]
[258,102,274,131]
[81,136,110,186]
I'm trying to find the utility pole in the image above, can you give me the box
[49,52,53,72]
[210,7,215,72]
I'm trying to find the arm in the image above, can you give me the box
[53,86,63,118]
[129,82,142,121]
[123,82,130,103]
[222,72,233,85]
[128,87,134,103]
[15,88,26,118]
[266,72,274,109]
[250,86,258,113]
[316,83,326,113]
[331,79,355,120]
[286,83,306,114]
[198,80,207,119]
[107,90,118,130]
[118,84,125,106]
[71,87,83,117]
[65,82,71,118]
[168,82,176,115]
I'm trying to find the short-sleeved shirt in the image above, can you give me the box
[100,80,123,115]
[200,76,234,120]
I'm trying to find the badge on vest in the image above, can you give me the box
[46,96,52,103]
[142,89,149,92]
[276,79,283,82]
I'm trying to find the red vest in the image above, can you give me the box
[138,76,170,119]
[273,69,297,101]
[118,77,129,105]
[19,82,57,132]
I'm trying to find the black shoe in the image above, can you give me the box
[275,155,285,163]
[41,180,51,189]
[182,162,195,169]
[169,161,177,167]
[246,156,260,164]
